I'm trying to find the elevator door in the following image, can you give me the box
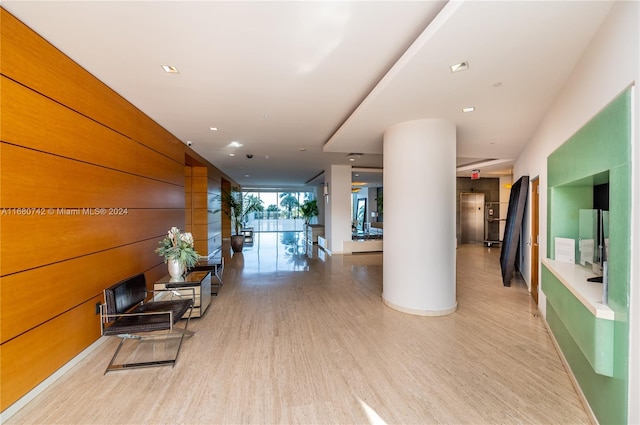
[460,193,485,244]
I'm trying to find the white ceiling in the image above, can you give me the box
[3,1,613,188]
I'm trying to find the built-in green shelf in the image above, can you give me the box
[542,260,614,376]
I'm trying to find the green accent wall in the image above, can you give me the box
[547,92,631,187]
[545,89,631,425]
[546,301,625,425]
[543,266,614,376]
[547,185,593,260]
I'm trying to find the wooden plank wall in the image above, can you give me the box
[0,9,231,411]
[185,158,223,258]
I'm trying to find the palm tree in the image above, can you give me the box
[266,204,279,219]
[279,192,298,219]
[217,188,263,235]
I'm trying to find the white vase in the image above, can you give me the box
[168,259,185,278]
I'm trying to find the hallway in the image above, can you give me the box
[5,235,590,424]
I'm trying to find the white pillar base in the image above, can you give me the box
[382,296,457,316]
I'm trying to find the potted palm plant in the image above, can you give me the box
[217,188,262,252]
[300,199,318,225]
[300,198,322,243]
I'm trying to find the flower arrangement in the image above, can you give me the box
[155,227,200,269]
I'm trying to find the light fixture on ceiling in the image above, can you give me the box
[351,188,361,193]
[462,106,475,113]
[299,148,306,152]
[161,65,179,74]
[450,61,469,73]
[229,153,235,157]
[228,141,243,148]
[209,127,218,131]
[347,153,362,162]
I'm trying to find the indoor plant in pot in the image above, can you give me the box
[300,198,318,225]
[155,227,200,278]
[218,188,262,252]
[299,198,320,243]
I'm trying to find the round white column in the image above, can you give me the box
[382,119,457,316]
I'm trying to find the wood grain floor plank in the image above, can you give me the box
[4,235,591,424]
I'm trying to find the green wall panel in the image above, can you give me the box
[545,89,630,425]
[547,186,593,259]
[542,266,614,376]
[608,163,631,312]
[546,302,626,425]
[548,91,631,187]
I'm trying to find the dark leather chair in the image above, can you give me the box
[100,273,194,373]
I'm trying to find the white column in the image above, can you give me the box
[325,164,352,254]
[382,119,457,316]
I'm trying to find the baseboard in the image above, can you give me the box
[0,336,108,423]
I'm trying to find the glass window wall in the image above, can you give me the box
[242,190,315,233]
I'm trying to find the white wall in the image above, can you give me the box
[513,2,639,422]
[498,175,512,242]
[325,164,353,254]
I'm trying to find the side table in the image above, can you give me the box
[192,256,224,295]
[155,271,211,318]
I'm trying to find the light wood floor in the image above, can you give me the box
[6,233,591,424]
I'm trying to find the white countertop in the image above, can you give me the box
[542,258,614,320]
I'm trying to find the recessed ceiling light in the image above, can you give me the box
[229,153,235,157]
[245,174,250,178]
[349,158,356,162]
[354,174,360,177]
[462,106,475,113]
[209,127,218,131]
[450,61,469,73]
[161,65,179,74]
[299,148,306,152]
[228,141,243,148]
